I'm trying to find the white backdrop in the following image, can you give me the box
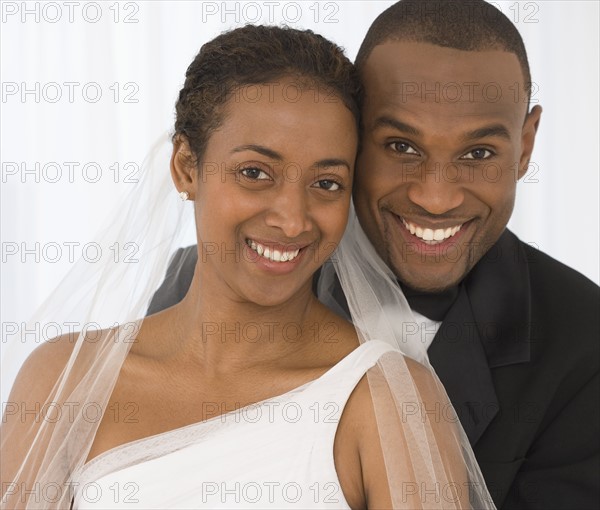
[1,1,599,348]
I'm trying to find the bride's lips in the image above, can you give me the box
[243,237,312,275]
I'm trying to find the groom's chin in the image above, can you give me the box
[389,257,469,294]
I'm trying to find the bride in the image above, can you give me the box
[1,25,493,509]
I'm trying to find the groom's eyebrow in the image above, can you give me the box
[231,144,283,160]
[373,116,421,136]
[462,124,511,141]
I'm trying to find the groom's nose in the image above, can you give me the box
[406,159,465,215]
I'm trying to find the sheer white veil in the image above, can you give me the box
[0,134,194,509]
[319,204,495,509]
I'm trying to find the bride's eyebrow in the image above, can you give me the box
[313,159,351,172]
[231,144,350,172]
[231,144,283,160]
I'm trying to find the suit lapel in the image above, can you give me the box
[428,230,532,446]
[428,285,499,445]
[467,230,531,369]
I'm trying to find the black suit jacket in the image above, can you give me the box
[147,230,600,509]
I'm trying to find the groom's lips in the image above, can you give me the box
[388,212,473,255]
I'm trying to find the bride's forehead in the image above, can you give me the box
[208,91,355,145]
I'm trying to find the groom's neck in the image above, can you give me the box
[399,282,460,322]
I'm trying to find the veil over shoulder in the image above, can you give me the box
[319,205,495,509]
[1,135,495,509]
[1,135,192,509]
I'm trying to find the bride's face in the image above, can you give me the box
[182,79,357,306]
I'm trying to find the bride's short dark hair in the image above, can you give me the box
[173,24,360,166]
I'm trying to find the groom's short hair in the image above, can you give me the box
[355,0,532,102]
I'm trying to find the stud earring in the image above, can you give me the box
[179,191,190,201]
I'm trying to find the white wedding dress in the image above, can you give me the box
[72,340,396,509]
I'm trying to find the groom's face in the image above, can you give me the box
[354,41,540,292]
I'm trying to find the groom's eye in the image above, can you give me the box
[388,141,420,155]
[461,148,494,160]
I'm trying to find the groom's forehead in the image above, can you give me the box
[357,40,527,121]
[360,40,523,89]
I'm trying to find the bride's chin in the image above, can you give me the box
[237,280,312,309]
[243,289,301,308]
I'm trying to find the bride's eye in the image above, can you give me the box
[240,167,270,180]
[313,179,342,191]
[388,141,420,155]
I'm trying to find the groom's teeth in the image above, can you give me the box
[401,218,463,245]
[422,228,434,241]
[433,229,445,241]
[246,239,301,263]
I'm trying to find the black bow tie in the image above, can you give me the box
[399,282,460,322]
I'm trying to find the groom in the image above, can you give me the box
[148,1,599,508]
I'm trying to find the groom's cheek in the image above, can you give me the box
[353,178,392,264]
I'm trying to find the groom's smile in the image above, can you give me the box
[398,216,465,245]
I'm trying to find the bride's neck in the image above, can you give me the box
[155,263,324,370]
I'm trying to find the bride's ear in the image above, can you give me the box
[171,134,197,199]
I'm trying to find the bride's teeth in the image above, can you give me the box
[246,239,301,262]
[422,228,434,241]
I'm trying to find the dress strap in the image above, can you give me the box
[307,339,399,401]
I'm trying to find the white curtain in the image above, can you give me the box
[1,1,598,401]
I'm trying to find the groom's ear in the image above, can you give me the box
[171,135,197,198]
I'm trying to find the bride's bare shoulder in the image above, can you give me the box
[12,333,78,388]
[5,327,125,408]
[338,352,454,509]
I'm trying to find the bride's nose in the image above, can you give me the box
[264,184,312,238]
